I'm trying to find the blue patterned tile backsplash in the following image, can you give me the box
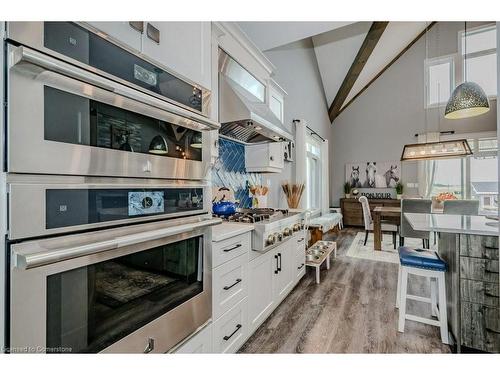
[212,138,262,208]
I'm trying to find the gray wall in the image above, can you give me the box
[262,38,332,207]
[331,22,497,205]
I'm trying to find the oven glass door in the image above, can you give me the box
[8,44,208,179]
[46,235,203,353]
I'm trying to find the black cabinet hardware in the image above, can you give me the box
[223,324,242,341]
[274,254,279,274]
[223,243,242,252]
[277,253,282,272]
[297,263,304,270]
[223,278,242,290]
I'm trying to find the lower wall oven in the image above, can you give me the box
[9,215,220,353]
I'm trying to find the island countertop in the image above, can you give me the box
[405,213,499,236]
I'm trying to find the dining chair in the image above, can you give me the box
[443,199,479,215]
[400,199,432,248]
[358,196,398,248]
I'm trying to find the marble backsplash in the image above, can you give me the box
[212,137,262,208]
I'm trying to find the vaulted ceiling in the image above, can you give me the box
[238,21,432,124]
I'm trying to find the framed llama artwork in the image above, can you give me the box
[345,161,401,189]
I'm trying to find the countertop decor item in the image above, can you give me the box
[281,182,305,209]
[445,22,490,120]
[212,201,237,216]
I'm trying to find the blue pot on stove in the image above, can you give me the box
[212,201,237,216]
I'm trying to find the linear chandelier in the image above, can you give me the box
[401,139,472,161]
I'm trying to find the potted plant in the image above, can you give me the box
[344,182,351,198]
[395,182,404,200]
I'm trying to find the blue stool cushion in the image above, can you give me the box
[398,246,447,271]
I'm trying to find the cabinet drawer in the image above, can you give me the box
[173,323,213,353]
[213,253,248,319]
[461,302,500,353]
[213,297,248,353]
[460,235,499,260]
[460,279,499,307]
[460,257,499,282]
[212,232,251,268]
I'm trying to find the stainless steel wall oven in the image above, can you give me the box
[4,22,221,353]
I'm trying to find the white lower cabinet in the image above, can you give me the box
[295,232,306,281]
[212,298,248,353]
[274,243,294,302]
[248,250,275,333]
[212,253,248,319]
[173,323,213,353]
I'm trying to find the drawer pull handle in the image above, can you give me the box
[298,238,305,243]
[484,291,498,298]
[223,243,242,252]
[298,263,305,270]
[484,268,498,274]
[223,324,242,341]
[223,278,242,290]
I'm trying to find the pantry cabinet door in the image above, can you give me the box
[141,22,211,89]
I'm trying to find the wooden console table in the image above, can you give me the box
[340,198,400,227]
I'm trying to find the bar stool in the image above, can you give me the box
[396,246,449,344]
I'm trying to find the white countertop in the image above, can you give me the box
[211,222,254,242]
[405,213,499,236]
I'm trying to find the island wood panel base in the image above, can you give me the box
[340,198,400,227]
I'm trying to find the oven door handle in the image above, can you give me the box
[9,45,220,131]
[15,218,222,270]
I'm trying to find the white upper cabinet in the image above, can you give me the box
[245,142,285,173]
[141,22,212,90]
[87,22,143,53]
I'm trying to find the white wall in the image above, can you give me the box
[331,22,497,205]
[261,38,332,207]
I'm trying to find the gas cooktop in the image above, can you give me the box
[220,208,293,224]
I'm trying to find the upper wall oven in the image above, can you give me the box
[7,22,211,117]
[6,23,219,180]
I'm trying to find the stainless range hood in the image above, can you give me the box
[219,50,293,143]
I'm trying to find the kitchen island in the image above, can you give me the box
[405,213,499,353]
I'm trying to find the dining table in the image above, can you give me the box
[372,206,401,251]
[372,205,444,250]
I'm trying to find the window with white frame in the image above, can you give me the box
[425,55,454,107]
[306,136,322,211]
[460,24,497,97]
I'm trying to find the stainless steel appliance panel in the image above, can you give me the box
[7,21,213,118]
[7,45,214,180]
[8,175,211,240]
[10,216,220,353]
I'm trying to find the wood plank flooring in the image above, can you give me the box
[239,228,452,353]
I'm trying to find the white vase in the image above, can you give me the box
[345,194,351,199]
[396,194,403,200]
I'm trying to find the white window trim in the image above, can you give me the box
[306,134,322,214]
[424,54,456,109]
[457,23,497,100]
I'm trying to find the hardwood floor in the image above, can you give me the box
[239,228,452,354]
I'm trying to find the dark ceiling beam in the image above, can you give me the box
[328,21,388,123]
[336,22,437,119]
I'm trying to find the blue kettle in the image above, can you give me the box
[212,201,237,216]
